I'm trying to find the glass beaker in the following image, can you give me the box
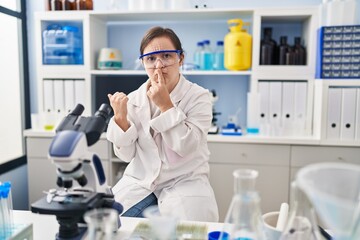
[221,169,265,240]
[84,208,118,240]
[280,182,322,240]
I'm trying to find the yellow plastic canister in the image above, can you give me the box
[224,19,252,71]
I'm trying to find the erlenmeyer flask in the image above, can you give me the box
[221,169,265,240]
[280,182,322,240]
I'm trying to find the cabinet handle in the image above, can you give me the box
[337,157,345,161]
[241,153,247,158]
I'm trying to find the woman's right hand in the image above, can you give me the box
[108,92,130,131]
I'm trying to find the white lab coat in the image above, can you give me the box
[107,75,219,222]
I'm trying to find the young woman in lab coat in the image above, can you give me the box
[107,26,219,222]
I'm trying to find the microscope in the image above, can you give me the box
[31,104,123,240]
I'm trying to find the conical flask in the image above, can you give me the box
[221,169,265,240]
[280,181,322,240]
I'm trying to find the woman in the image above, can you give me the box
[107,26,219,222]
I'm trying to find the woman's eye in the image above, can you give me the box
[163,53,172,59]
[146,56,156,62]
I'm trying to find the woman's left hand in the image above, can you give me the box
[147,69,174,112]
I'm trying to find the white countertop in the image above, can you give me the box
[14,210,224,239]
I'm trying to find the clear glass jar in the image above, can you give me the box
[222,169,265,240]
[84,208,118,240]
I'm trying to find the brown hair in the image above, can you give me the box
[140,26,184,55]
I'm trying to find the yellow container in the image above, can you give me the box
[224,19,252,71]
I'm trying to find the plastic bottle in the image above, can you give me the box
[260,27,277,65]
[293,37,306,65]
[213,41,225,70]
[200,40,213,70]
[224,19,252,71]
[193,41,204,70]
[279,36,290,65]
[221,169,265,240]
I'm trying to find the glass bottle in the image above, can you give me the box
[221,169,265,240]
[279,36,289,65]
[77,0,93,10]
[194,41,204,70]
[200,39,213,70]
[260,27,277,65]
[51,0,63,10]
[213,40,225,70]
[84,208,119,240]
[285,48,295,65]
[293,37,306,65]
[64,0,77,10]
[280,182,322,240]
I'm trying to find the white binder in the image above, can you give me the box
[282,82,295,135]
[356,88,360,140]
[327,87,342,139]
[43,79,54,113]
[340,87,357,140]
[269,81,282,135]
[258,81,270,135]
[74,80,85,107]
[53,80,65,113]
[294,82,308,136]
[64,80,75,113]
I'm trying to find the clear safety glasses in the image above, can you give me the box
[139,50,182,69]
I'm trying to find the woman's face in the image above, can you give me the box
[142,36,183,92]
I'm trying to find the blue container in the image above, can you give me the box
[42,24,83,65]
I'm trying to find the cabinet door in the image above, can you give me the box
[210,163,289,221]
[208,143,290,220]
[28,157,58,205]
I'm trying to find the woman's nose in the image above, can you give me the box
[155,58,164,69]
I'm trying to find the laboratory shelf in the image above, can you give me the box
[90,70,252,76]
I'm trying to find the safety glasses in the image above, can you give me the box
[139,50,182,69]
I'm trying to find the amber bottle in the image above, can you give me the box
[77,0,93,10]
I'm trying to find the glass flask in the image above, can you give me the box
[84,208,119,240]
[221,169,265,240]
[280,182,322,240]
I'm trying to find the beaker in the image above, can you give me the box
[143,205,178,240]
[221,169,265,240]
[280,182,322,240]
[84,208,118,240]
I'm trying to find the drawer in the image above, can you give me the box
[26,137,110,159]
[291,145,360,167]
[208,143,290,166]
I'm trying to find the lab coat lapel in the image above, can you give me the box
[170,75,191,105]
[129,81,152,135]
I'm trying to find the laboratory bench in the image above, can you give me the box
[13,210,224,239]
[24,129,360,221]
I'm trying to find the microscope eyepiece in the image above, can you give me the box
[70,104,85,116]
[95,103,112,121]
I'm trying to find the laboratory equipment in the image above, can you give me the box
[224,19,252,71]
[279,36,290,65]
[97,48,122,70]
[200,40,213,70]
[221,169,265,240]
[194,41,204,70]
[84,208,119,240]
[297,162,360,240]
[143,205,178,240]
[246,92,260,135]
[77,0,93,10]
[260,27,277,65]
[213,40,225,70]
[42,24,83,65]
[208,89,221,134]
[31,103,123,240]
[293,37,306,65]
[262,212,283,240]
[280,182,322,240]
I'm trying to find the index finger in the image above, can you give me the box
[155,69,165,85]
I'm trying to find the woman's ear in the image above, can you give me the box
[179,53,185,65]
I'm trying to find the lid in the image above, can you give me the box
[227,19,243,32]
